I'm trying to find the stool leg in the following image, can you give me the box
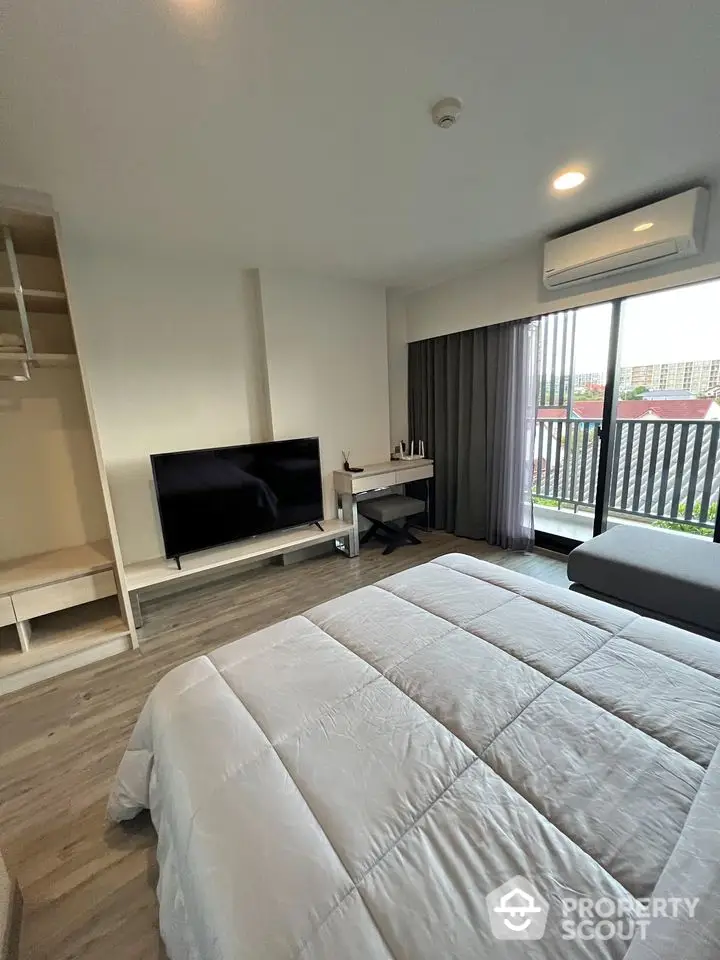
[360,521,379,545]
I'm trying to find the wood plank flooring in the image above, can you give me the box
[0,533,568,959]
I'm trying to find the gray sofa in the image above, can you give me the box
[568,525,720,640]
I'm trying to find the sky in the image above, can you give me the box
[571,277,720,373]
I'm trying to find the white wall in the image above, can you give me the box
[259,270,390,520]
[386,289,408,448]
[61,239,270,564]
[405,189,720,342]
[59,242,391,563]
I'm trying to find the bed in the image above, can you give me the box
[109,553,720,960]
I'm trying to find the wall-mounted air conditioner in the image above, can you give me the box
[543,187,709,289]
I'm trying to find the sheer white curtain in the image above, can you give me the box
[486,318,539,549]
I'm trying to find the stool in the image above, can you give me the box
[358,495,425,555]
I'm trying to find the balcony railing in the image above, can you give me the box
[534,418,720,532]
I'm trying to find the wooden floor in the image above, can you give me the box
[0,533,568,960]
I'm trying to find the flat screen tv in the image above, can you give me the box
[151,437,323,560]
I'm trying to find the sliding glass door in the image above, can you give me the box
[534,277,720,546]
[534,303,613,542]
[601,279,720,539]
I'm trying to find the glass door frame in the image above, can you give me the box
[535,279,720,548]
[593,299,623,538]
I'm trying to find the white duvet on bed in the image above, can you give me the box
[109,554,720,959]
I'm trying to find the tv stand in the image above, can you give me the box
[312,521,324,532]
[124,519,354,629]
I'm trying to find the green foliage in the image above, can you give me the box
[652,500,717,537]
[574,386,605,401]
[533,493,717,537]
[620,385,649,400]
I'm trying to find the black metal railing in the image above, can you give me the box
[534,418,720,530]
[537,310,577,408]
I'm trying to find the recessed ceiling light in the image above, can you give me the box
[552,171,586,192]
[633,221,654,232]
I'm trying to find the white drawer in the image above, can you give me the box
[0,595,15,628]
[351,471,397,494]
[12,570,116,621]
[396,464,433,484]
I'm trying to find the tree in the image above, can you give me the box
[620,385,648,400]
[574,383,605,401]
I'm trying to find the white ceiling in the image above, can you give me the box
[2,0,720,284]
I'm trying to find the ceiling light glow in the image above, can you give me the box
[552,171,586,191]
[633,222,654,232]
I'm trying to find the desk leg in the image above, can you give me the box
[425,477,431,532]
[340,492,360,558]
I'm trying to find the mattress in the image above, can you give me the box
[108,553,720,960]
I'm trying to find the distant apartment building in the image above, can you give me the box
[574,371,606,390]
[619,358,720,394]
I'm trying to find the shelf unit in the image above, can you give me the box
[0,599,129,695]
[0,351,76,367]
[0,287,67,313]
[126,518,354,590]
[0,541,115,594]
[0,542,131,694]
[0,209,76,380]
[0,195,135,694]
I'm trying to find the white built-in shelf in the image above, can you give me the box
[0,597,130,683]
[0,351,76,367]
[0,540,114,595]
[126,519,355,592]
[0,287,68,314]
[0,210,58,257]
[0,201,131,694]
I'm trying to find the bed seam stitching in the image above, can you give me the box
[291,756,480,960]
[304,584,707,891]
[424,559,643,633]
[208,665,407,960]
[371,579,707,767]
[215,639,640,913]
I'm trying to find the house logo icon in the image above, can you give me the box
[486,876,549,940]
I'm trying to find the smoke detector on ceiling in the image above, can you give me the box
[431,97,463,129]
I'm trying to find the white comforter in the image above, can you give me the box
[109,554,720,959]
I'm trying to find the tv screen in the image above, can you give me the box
[151,437,323,559]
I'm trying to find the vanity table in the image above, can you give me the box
[333,458,434,557]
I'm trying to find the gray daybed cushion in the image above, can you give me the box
[568,525,720,636]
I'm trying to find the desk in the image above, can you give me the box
[333,458,434,557]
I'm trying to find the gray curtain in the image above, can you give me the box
[408,318,539,550]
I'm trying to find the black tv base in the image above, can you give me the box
[312,521,324,532]
[173,556,182,570]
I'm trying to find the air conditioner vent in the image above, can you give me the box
[543,188,709,290]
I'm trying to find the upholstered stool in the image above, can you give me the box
[359,495,425,555]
